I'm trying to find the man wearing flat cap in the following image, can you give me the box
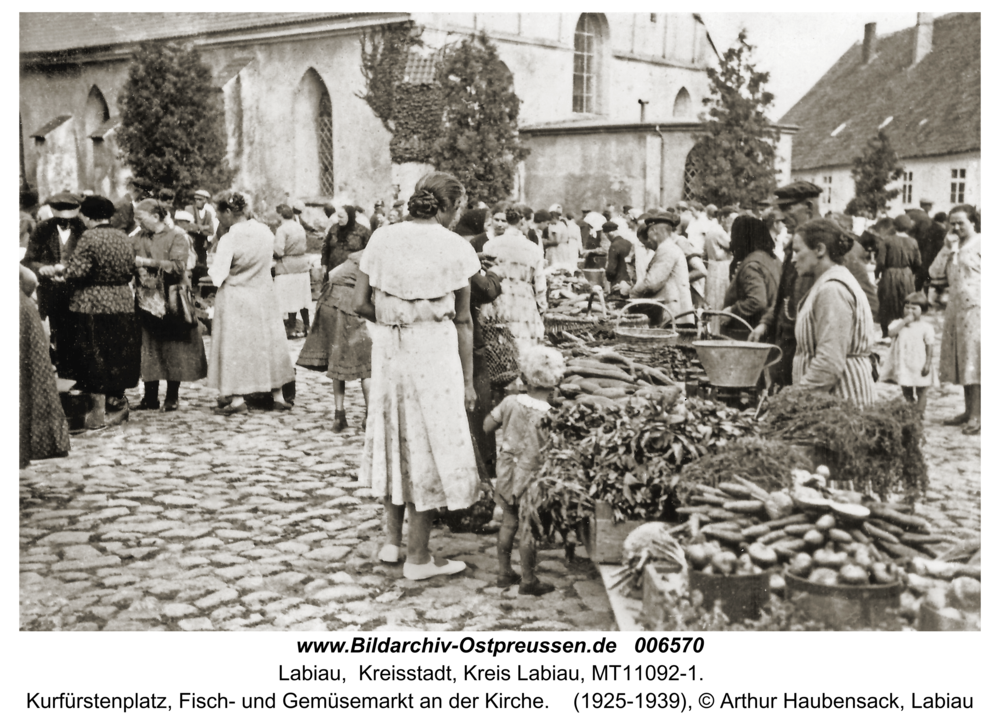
[630,209,694,324]
[750,181,877,387]
[185,189,217,282]
[23,191,88,366]
[603,220,633,292]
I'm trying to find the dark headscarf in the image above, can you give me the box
[455,208,488,237]
[729,215,775,278]
[336,205,358,243]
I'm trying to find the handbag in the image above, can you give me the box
[167,282,197,327]
[136,267,167,318]
[480,317,521,386]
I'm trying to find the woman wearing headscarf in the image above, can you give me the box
[207,193,295,415]
[272,204,313,339]
[133,198,207,411]
[938,205,980,435]
[52,195,141,428]
[19,264,70,467]
[321,204,370,275]
[790,219,876,406]
[353,172,481,580]
[297,230,373,432]
[875,214,921,337]
[720,215,781,340]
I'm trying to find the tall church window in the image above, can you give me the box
[673,88,692,118]
[573,14,607,114]
[294,68,333,197]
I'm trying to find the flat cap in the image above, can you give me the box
[773,180,822,205]
[601,221,619,234]
[533,210,551,224]
[639,208,680,227]
[193,189,211,199]
[919,197,934,206]
[46,191,82,209]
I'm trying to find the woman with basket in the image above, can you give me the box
[479,207,547,351]
[133,199,207,412]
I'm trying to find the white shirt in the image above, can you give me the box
[57,225,72,246]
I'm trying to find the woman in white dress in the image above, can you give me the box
[479,207,547,351]
[353,172,482,581]
[207,193,295,415]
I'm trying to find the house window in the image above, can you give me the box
[682,149,701,201]
[901,171,913,205]
[573,14,602,114]
[950,168,966,204]
[823,175,833,205]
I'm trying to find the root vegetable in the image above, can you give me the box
[808,568,839,586]
[827,528,853,544]
[839,564,869,586]
[814,514,837,531]
[788,552,813,576]
[803,529,826,547]
[863,522,900,544]
[722,500,765,514]
[783,523,814,536]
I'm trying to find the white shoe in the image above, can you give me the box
[378,544,402,564]
[403,559,466,581]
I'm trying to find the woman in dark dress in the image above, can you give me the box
[720,215,781,340]
[133,199,208,411]
[19,265,70,467]
[321,204,370,275]
[55,196,141,428]
[876,214,921,337]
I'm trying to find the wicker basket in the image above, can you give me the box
[614,300,679,349]
[544,313,602,336]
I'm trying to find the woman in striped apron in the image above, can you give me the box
[791,219,876,407]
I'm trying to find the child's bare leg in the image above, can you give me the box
[518,529,555,596]
[496,498,520,586]
[915,387,929,417]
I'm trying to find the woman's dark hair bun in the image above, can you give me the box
[408,189,440,219]
[504,206,522,225]
[217,192,248,215]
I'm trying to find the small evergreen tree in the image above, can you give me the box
[117,42,232,197]
[686,30,778,207]
[845,130,905,217]
[432,32,529,206]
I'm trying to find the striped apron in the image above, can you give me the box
[793,265,876,407]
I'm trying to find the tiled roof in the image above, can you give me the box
[779,13,979,170]
[89,116,120,139]
[19,13,358,54]
[402,49,444,85]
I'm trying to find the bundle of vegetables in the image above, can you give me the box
[674,437,814,503]
[762,389,928,499]
[676,465,952,584]
[554,349,679,407]
[546,270,606,317]
[520,476,593,544]
[532,394,759,523]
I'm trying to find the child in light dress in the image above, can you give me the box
[483,346,564,596]
[880,291,936,416]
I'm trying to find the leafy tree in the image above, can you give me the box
[431,32,529,206]
[686,30,778,207]
[845,130,905,217]
[117,42,232,198]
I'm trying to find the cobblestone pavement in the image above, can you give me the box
[19,311,978,632]
[19,335,616,632]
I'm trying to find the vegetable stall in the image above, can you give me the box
[514,269,978,631]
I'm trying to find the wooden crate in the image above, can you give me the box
[641,563,687,628]
[584,502,648,564]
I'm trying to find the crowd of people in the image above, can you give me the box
[18,170,980,588]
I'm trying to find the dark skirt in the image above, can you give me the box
[20,293,70,468]
[878,268,915,326]
[140,321,208,382]
[297,289,371,381]
[60,310,141,394]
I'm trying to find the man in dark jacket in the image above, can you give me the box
[750,181,878,387]
[109,177,153,233]
[23,191,88,366]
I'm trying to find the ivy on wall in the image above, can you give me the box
[359,26,528,204]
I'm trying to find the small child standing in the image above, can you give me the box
[880,291,936,416]
[483,346,564,596]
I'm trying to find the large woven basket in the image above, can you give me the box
[544,313,602,336]
[613,300,679,349]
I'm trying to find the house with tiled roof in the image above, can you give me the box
[780,13,980,216]
[20,12,731,212]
